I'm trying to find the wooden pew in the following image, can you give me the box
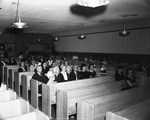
[30,79,51,119]
[1,65,5,84]
[23,75,116,103]
[0,83,7,91]
[4,65,19,87]
[14,71,34,96]
[106,99,150,120]
[9,68,18,90]
[55,75,116,91]
[0,89,17,103]
[138,76,150,86]
[0,98,35,119]
[28,76,116,119]
[21,74,33,101]
[3,109,49,120]
[56,80,125,120]
[77,86,150,120]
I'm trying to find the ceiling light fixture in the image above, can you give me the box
[119,14,130,37]
[78,24,86,40]
[12,0,27,29]
[53,29,60,41]
[76,0,110,8]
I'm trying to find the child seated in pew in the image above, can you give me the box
[125,68,138,89]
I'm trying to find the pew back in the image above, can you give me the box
[0,98,35,119]
[106,99,150,120]
[9,68,18,90]
[4,65,19,87]
[21,74,33,101]
[55,75,115,91]
[30,79,51,119]
[14,71,34,96]
[77,86,150,120]
[0,90,17,102]
[56,80,125,120]
[4,110,49,120]
[139,76,150,86]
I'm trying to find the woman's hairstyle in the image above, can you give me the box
[80,63,87,70]
[88,63,94,70]
[126,68,133,75]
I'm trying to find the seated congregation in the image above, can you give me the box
[0,52,149,120]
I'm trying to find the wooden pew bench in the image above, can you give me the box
[0,83,7,91]
[0,89,17,103]
[29,79,51,119]
[23,75,116,103]
[28,76,116,119]
[138,76,150,86]
[77,86,150,120]
[4,65,19,87]
[0,98,35,119]
[14,71,34,96]
[3,109,49,120]
[56,80,125,120]
[21,74,33,101]
[106,98,150,120]
[8,68,18,90]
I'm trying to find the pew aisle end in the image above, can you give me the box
[30,79,52,119]
[0,89,17,103]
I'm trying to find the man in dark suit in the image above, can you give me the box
[67,65,80,81]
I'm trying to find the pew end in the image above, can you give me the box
[0,98,35,119]
[0,83,7,91]
[3,110,49,120]
[30,79,52,119]
[56,90,69,120]
[0,90,17,103]
[77,100,94,120]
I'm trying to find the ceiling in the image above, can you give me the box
[0,0,150,36]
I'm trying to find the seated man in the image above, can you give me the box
[32,65,49,93]
[32,65,48,84]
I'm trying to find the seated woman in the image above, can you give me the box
[53,66,66,83]
[66,65,75,81]
[79,64,89,79]
[125,68,138,89]
[88,64,97,78]
[115,66,125,81]
[8,57,17,65]
[60,65,68,81]
[18,60,28,72]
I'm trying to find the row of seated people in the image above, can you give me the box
[17,58,97,82]
[18,57,138,91]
